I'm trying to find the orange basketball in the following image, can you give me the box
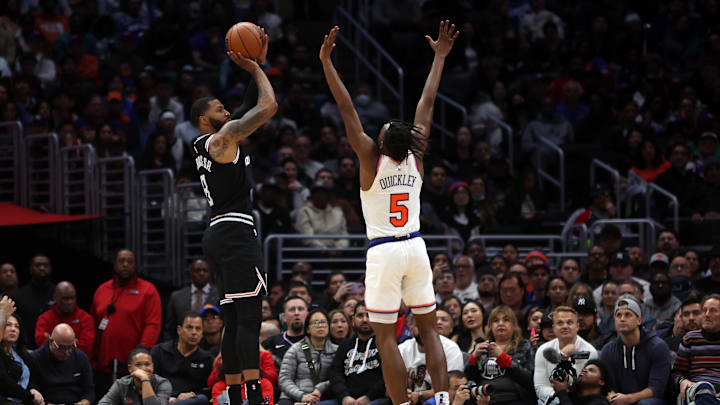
[225,22,263,60]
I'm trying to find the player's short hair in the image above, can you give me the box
[190,96,218,127]
[383,119,424,162]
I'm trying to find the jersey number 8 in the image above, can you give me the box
[389,193,409,227]
[200,174,214,206]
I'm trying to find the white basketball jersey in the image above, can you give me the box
[361,152,422,239]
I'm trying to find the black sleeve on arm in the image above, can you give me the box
[231,77,259,120]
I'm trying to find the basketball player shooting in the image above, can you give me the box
[190,28,276,405]
[319,21,459,405]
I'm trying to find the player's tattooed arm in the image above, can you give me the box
[210,57,277,162]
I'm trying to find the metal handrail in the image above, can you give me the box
[60,144,98,215]
[434,93,468,150]
[647,182,679,233]
[263,234,462,282]
[590,159,621,217]
[589,218,664,255]
[334,5,405,118]
[487,115,515,176]
[0,121,24,206]
[24,132,60,213]
[535,135,565,212]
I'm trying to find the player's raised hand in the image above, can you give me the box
[256,27,269,65]
[425,20,459,58]
[319,26,339,61]
[227,50,259,72]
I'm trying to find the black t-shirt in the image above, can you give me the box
[192,133,253,217]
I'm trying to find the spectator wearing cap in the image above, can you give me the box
[692,156,720,221]
[442,181,481,242]
[656,143,703,216]
[295,181,349,250]
[199,305,222,358]
[525,250,550,307]
[644,272,681,325]
[573,295,601,348]
[538,311,555,345]
[600,295,671,405]
[453,255,478,303]
[149,77,184,125]
[164,259,218,341]
[151,311,213,405]
[689,132,719,174]
[593,252,651,306]
[671,294,720,404]
[572,183,616,228]
[656,230,680,259]
[668,256,693,301]
[696,245,720,295]
[648,252,670,274]
[35,281,95,355]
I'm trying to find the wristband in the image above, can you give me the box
[141,379,151,383]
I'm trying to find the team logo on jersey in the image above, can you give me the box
[245,155,251,166]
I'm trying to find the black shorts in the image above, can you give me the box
[202,219,267,304]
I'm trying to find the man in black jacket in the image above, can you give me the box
[150,312,213,405]
[261,296,308,369]
[32,323,94,405]
[552,359,613,405]
[329,302,388,405]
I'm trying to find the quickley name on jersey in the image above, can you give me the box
[378,174,418,189]
[192,133,253,218]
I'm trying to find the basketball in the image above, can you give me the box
[225,22,263,60]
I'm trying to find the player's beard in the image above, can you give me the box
[209,117,226,132]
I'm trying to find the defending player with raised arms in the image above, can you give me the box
[190,28,277,405]
[320,21,459,405]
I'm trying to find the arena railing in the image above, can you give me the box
[589,218,663,255]
[334,4,405,119]
[589,158,622,217]
[0,121,25,206]
[60,144,98,216]
[646,182,679,233]
[434,93,468,151]
[487,115,515,176]
[97,156,137,262]
[137,169,177,283]
[174,181,210,286]
[24,132,60,213]
[535,135,565,212]
[626,170,679,234]
[264,234,463,286]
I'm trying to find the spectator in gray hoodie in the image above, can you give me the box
[599,295,671,405]
[98,346,171,405]
[278,309,338,405]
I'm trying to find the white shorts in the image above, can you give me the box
[364,236,436,323]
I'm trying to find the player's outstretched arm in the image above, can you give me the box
[319,26,377,165]
[413,20,459,158]
[209,48,277,163]
[231,29,269,120]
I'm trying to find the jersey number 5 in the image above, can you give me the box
[390,193,409,227]
[200,174,214,206]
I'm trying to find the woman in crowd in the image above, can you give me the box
[631,139,671,182]
[98,346,171,405]
[278,310,337,405]
[432,252,452,279]
[327,309,350,345]
[456,301,486,353]
[525,306,544,346]
[567,283,594,306]
[597,281,619,330]
[441,296,463,330]
[0,298,43,405]
[261,297,274,321]
[436,309,456,340]
[538,311,555,345]
[140,132,175,173]
[281,158,310,217]
[546,276,569,310]
[442,182,481,242]
[465,305,536,405]
[684,250,703,278]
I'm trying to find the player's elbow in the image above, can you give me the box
[261,99,278,117]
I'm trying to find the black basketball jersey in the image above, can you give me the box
[192,133,253,217]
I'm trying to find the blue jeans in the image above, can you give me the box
[684,382,720,405]
[173,394,209,405]
[637,398,666,405]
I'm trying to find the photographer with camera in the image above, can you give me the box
[599,295,671,405]
[534,306,598,404]
[551,360,613,405]
[464,306,536,405]
[451,375,490,405]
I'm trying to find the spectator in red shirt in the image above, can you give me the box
[35,281,94,355]
[33,0,68,44]
[91,249,162,398]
